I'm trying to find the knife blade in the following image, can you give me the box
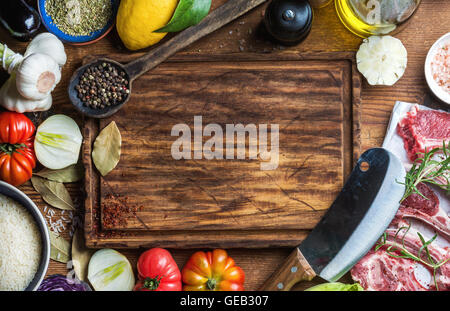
[260,148,406,291]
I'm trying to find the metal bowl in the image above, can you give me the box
[0,181,50,291]
[425,32,450,106]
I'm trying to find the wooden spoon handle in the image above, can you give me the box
[124,0,268,80]
[259,248,316,291]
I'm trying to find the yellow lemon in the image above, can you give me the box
[116,0,178,51]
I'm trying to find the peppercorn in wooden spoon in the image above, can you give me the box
[68,0,268,119]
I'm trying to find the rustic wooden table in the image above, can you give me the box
[1,0,449,291]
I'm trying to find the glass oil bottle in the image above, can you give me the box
[335,0,422,38]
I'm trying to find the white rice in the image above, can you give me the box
[0,194,42,291]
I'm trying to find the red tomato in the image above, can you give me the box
[0,112,36,186]
[134,248,182,291]
[182,249,245,291]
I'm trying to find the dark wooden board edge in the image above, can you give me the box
[83,51,362,249]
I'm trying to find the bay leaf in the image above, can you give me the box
[155,0,212,33]
[34,163,84,183]
[49,230,70,263]
[92,121,121,176]
[31,176,75,210]
[71,229,94,282]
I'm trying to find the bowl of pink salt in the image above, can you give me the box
[425,32,450,105]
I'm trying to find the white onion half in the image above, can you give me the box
[88,249,135,291]
[34,114,83,169]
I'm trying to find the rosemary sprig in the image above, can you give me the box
[375,224,450,291]
[397,141,450,202]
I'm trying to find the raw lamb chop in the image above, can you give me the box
[392,183,450,240]
[397,105,450,161]
[351,184,450,291]
[351,229,450,291]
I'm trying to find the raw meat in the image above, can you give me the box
[391,183,450,240]
[397,105,450,161]
[352,183,450,291]
[351,229,450,291]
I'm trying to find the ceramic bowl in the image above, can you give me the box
[38,0,120,45]
[424,32,450,105]
[0,181,50,291]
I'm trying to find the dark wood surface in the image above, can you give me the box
[83,54,361,248]
[1,0,449,291]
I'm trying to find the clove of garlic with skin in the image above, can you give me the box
[25,33,67,67]
[15,53,61,101]
[0,74,52,113]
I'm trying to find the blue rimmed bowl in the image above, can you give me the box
[38,0,120,45]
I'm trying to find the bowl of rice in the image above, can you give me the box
[425,32,450,105]
[0,181,50,291]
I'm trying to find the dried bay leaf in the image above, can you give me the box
[49,230,70,263]
[92,121,121,176]
[71,229,94,282]
[34,163,84,183]
[31,176,75,210]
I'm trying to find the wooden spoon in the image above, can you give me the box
[69,0,268,119]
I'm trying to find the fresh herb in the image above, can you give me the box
[45,0,112,36]
[155,0,211,33]
[375,224,450,291]
[398,141,449,202]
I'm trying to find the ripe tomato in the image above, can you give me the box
[0,112,36,186]
[134,248,182,291]
[182,249,245,291]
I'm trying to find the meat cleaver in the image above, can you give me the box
[260,148,406,291]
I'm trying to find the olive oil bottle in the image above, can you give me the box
[335,0,422,38]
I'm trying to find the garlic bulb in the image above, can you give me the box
[0,74,52,113]
[356,35,407,86]
[15,53,61,100]
[25,33,67,67]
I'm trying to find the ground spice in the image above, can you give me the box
[101,193,140,230]
[45,0,112,36]
[76,62,129,109]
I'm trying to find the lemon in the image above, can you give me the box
[116,0,178,51]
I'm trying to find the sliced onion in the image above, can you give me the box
[88,249,135,291]
[34,114,83,169]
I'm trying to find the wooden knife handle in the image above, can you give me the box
[260,248,316,291]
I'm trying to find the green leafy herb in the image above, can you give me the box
[155,0,212,33]
[375,224,450,291]
[398,141,449,202]
[31,176,75,211]
[49,230,71,264]
[34,163,84,183]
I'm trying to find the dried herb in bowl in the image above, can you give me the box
[45,0,112,36]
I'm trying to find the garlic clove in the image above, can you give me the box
[0,74,53,113]
[15,53,61,100]
[356,35,407,86]
[25,32,67,67]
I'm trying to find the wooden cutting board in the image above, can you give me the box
[83,51,362,249]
